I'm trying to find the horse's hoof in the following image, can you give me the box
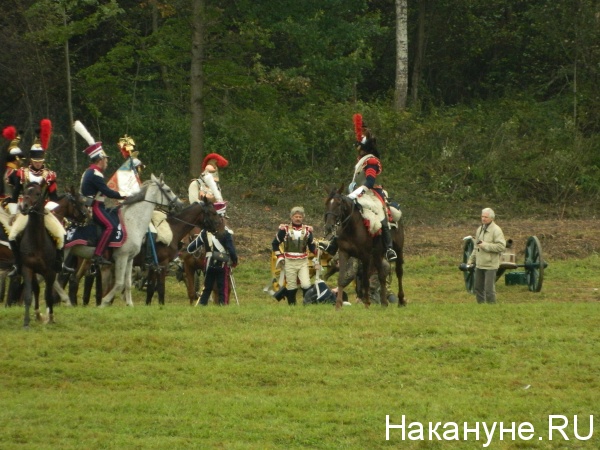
[47,315,55,324]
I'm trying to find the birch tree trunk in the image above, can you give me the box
[394,0,409,111]
[189,0,205,178]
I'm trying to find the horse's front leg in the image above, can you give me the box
[158,268,166,305]
[101,256,126,306]
[45,274,56,323]
[395,254,406,307]
[361,258,371,309]
[23,270,33,329]
[376,258,389,308]
[33,275,43,321]
[124,257,134,307]
[336,252,350,310]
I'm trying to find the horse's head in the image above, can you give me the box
[201,201,222,234]
[63,187,91,226]
[150,173,184,214]
[323,186,349,237]
[21,181,46,215]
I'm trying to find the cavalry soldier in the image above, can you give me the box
[6,119,70,276]
[1,126,24,204]
[188,152,228,204]
[75,120,126,266]
[272,206,317,305]
[320,114,397,262]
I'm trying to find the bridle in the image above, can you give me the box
[143,180,181,214]
[64,192,89,226]
[323,193,354,239]
[21,183,46,216]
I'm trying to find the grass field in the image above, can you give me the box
[1,255,599,449]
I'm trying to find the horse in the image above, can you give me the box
[53,174,183,307]
[2,187,90,307]
[18,181,59,327]
[323,186,405,309]
[134,201,220,305]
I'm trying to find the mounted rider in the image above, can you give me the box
[320,114,397,262]
[188,153,228,205]
[1,126,24,206]
[75,120,126,266]
[5,119,70,276]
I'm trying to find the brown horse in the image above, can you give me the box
[323,186,405,309]
[18,182,58,327]
[136,202,220,305]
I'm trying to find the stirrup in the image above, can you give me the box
[7,265,19,278]
[386,249,398,262]
[92,255,112,266]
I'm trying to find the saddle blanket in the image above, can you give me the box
[65,208,126,248]
[356,191,402,235]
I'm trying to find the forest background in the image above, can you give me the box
[1,0,599,224]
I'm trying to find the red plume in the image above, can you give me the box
[2,126,17,141]
[202,153,229,171]
[353,114,363,142]
[40,119,52,150]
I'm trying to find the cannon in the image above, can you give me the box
[458,236,548,293]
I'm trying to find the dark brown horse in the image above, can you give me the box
[323,186,405,309]
[136,201,220,305]
[3,187,89,308]
[19,181,58,327]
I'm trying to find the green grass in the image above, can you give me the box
[1,256,599,449]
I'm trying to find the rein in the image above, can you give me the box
[324,194,355,238]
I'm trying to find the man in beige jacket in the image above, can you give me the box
[467,208,506,303]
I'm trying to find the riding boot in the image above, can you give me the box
[318,237,338,256]
[286,288,297,305]
[381,220,397,262]
[7,240,21,278]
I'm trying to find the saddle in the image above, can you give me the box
[64,208,126,249]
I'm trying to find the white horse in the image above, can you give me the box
[53,174,183,307]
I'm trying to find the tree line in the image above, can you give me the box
[0,0,598,210]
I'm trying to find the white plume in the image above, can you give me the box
[73,120,96,145]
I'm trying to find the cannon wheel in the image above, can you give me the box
[524,236,544,292]
[462,239,475,294]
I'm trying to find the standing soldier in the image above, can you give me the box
[272,206,317,305]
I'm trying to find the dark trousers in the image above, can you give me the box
[199,266,225,305]
[474,268,497,303]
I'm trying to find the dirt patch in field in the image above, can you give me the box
[227,201,599,262]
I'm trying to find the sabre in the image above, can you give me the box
[229,269,240,306]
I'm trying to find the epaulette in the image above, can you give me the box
[305,225,313,233]
[278,223,288,230]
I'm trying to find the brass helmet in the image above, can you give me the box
[118,134,138,158]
